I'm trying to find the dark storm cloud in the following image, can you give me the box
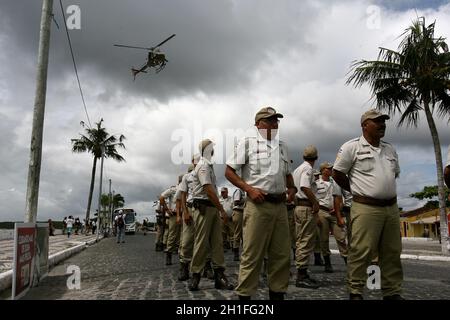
[376,0,450,11]
[1,0,450,221]
[0,0,317,102]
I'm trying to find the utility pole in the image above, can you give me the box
[96,147,105,241]
[25,0,53,223]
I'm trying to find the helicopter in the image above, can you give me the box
[114,34,176,80]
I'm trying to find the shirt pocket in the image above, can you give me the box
[356,153,375,172]
[385,156,397,173]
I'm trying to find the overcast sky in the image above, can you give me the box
[1,0,450,222]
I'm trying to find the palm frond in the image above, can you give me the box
[398,98,422,127]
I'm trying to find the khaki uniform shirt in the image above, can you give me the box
[293,161,316,199]
[333,136,400,200]
[219,196,234,218]
[192,157,218,200]
[226,128,291,194]
[179,172,195,204]
[315,177,340,209]
[161,186,177,213]
[232,189,246,210]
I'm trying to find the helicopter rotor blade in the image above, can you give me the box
[152,34,176,49]
[113,44,151,50]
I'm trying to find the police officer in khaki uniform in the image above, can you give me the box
[333,109,403,300]
[177,157,198,281]
[315,162,348,272]
[160,184,179,265]
[231,188,246,261]
[219,187,234,250]
[312,170,324,266]
[188,139,233,291]
[444,145,450,188]
[225,106,297,300]
[292,145,320,289]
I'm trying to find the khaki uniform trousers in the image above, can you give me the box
[155,223,165,244]
[347,202,403,296]
[313,227,321,254]
[287,208,296,250]
[236,200,290,297]
[166,215,181,253]
[163,219,169,245]
[179,207,195,263]
[318,209,348,257]
[294,205,317,270]
[231,209,243,249]
[190,205,225,274]
[222,217,233,247]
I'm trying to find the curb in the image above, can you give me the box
[330,249,450,262]
[0,236,102,293]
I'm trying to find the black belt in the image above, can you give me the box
[296,198,312,207]
[187,202,193,208]
[353,194,397,207]
[319,205,332,212]
[233,208,244,212]
[286,204,296,210]
[193,199,215,207]
[264,193,286,203]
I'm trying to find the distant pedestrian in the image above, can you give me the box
[62,217,67,235]
[115,210,126,243]
[333,109,403,300]
[48,219,55,236]
[65,216,74,238]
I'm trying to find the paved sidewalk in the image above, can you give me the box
[0,233,103,292]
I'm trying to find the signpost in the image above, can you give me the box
[12,223,36,300]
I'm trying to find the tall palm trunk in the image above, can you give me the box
[424,101,449,255]
[85,156,98,233]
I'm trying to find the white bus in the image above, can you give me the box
[113,208,137,234]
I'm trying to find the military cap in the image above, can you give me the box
[360,109,390,125]
[303,145,318,159]
[255,107,284,123]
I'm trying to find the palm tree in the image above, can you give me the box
[111,193,125,211]
[71,119,126,230]
[346,17,450,255]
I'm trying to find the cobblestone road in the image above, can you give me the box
[16,232,450,300]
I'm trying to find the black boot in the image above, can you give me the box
[202,260,215,279]
[165,252,172,266]
[214,268,234,290]
[314,252,324,266]
[269,290,285,300]
[188,273,201,291]
[178,262,190,281]
[233,248,240,261]
[155,242,163,252]
[324,255,333,273]
[295,268,319,289]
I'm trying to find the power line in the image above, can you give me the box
[59,0,92,128]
